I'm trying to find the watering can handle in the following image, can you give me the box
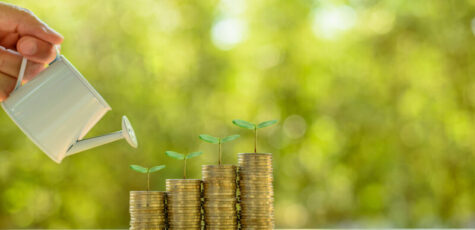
[14,57,27,91]
[14,47,61,92]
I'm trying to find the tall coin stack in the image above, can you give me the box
[238,153,274,229]
[129,191,167,230]
[166,179,202,230]
[202,165,238,229]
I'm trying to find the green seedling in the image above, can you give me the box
[130,164,166,191]
[232,119,278,153]
[165,151,203,179]
[199,134,240,165]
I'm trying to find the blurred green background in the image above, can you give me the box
[0,0,474,228]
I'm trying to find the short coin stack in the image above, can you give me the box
[166,179,202,230]
[238,153,274,229]
[129,191,167,230]
[202,165,238,229]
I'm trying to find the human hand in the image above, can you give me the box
[0,2,63,100]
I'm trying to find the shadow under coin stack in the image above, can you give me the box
[238,153,274,229]
[166,179,202,230]
[202,165,238,229]
[129,191,167,230]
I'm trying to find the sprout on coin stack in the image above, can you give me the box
[165,151,203,179]
[129,164,167,230]
[233,119,278,229]
[232,119,277,153]
[165,150,204,230]
[199,134,240,229]
[199,134,240,165]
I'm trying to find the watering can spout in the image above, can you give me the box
[66,116,138,156]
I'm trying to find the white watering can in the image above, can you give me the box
[1,55,138,163]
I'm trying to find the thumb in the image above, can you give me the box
[17,35,57,63]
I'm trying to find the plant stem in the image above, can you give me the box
[184,157,187,179]
[219,139,222,165]
[147,171,150,191]
[254,127,257,153]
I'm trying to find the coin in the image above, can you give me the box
[202,164,238,229]
[238,153,275,229]
[129,191,166,230]
[166,179,202,230]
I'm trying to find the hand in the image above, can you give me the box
[0,2,63,101]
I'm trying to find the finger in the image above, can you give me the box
[17,20,64,45]
[0,71,15,101]
[0,46,46,80]
[0,3,63,45]
[0,32,19,49]
[23,61,46,82]
[17,36,57,63]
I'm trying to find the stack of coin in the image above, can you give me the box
[129,191,167,230]
[166,179,202,230]
[238,153,274,229]
[202,164,238,229]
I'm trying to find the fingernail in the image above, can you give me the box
[20,40,37,55]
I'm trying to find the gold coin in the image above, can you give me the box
[166,178,202,183]
[204,184,236,188]
[240,202,274,206]
[203,170,236,173]
[204,209,236,214]
[168,225,201,229]
[240,220,274,224]
[168,217,202,221]
[129,193,166,195]
[239,184,273,188]
[239,175,272,178]
[240,212,273,215]
[130,191,167,194]
[202,172,236,175]
[202,164,237,168]
[238,161,272,165]
[203,203,236,208]
[205,222,237,225]
[166,193,201,197]
[130,226,166,230]
[205,220,237,224]
[204,212,237,216]
[203,178,236,182]
[130,219,166,223]
[238,152,273,156]
[203,191,236,196]
[129,202,165,206]
[166,187,201,192]
[239,171,272,175]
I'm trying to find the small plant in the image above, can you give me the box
[199,134,240,165]
[165,151,203,179]
[232,119,278,153]
[130,164,166,191]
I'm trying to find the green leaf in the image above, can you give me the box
[149,165,166,173]
[221,134,240,143]
[165,151,185,160]
[232,119,255,129]
[257,120,278,129]
[186,151,203,159]
[199,134,220,144]
[130,165,148,174]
